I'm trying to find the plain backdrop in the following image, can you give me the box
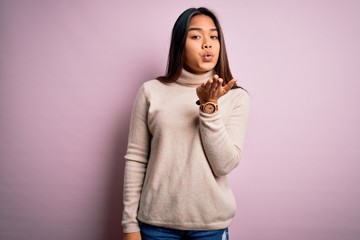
[1,0,360,239]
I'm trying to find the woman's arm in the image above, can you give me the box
[199,90,250,176]
[196,76,250,176]
[122,85,150,233]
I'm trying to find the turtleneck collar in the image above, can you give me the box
[176,68,214,87]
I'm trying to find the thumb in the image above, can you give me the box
[223,79,237,92]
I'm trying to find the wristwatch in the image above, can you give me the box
[200,102,218,114]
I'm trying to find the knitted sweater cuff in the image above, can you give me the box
[122,222,140,234]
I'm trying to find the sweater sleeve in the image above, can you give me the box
[122,85,150,233]
[199,90,250,177]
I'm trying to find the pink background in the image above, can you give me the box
[1,0,359,239]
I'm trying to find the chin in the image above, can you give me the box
[199,63,216,72]
[185,62,216,74]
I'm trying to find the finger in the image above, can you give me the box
[211,77,222,92]
[212,75,220,89]
[205,79,213,91]
[210,78,218,91]
[223,79,237,92]
[218,78,223,85]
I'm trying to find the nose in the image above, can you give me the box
[202,42,212,49]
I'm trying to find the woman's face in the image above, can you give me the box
[184,15,220,74]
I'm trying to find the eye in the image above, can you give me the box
[210,36,218,40]
[190,35,201,39]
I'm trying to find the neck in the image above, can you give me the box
[176,68,214,87]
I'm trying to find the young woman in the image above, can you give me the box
[122,7,250,240]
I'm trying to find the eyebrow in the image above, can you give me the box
[188,27,218,32]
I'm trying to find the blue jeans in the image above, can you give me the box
[139,222,229,240]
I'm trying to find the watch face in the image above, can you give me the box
[204,103,216,113]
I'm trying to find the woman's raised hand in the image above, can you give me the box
[196,75,236,104]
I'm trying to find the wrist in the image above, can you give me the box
[198,99,218,105]
[199,101,218,114]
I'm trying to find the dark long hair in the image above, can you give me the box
[157,7,240,89]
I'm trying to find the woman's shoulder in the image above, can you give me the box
[229,87,249,99]
[137,79,169,97]
[142,79,168,88]
[224,87,250,111]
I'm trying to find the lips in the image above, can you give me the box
[202,52,214,62]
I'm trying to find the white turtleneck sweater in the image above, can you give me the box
[122,69,250,233]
